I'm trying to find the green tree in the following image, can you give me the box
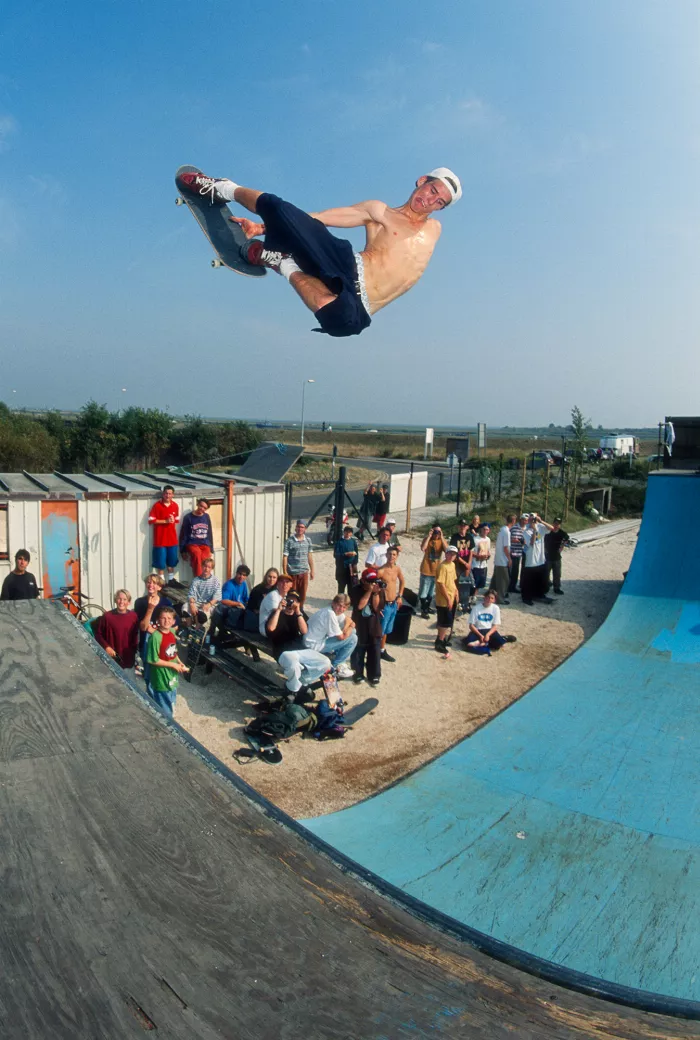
[0,409,60,470]
[570,405,590,462]
[172,415,218,464]
[111,407,173,468]
[69,401,117,470]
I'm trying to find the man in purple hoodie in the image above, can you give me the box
[179,499,214,577]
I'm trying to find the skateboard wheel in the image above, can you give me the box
[211,259,224,268]
[175,197,185,205]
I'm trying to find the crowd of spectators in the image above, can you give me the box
[1,483,571,720]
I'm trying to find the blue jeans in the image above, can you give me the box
[318,631,358,665]
[146,681,177,716]
[419,574,436,600]
[213,604,244,631]
[381,600,399,635]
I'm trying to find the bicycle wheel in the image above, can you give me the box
[80,602,106,621]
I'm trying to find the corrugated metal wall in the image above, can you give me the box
[1,486,284,607]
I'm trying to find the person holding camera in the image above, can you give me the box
[266,589,331,697]
[521,514,555,606]
[418,525,449,618]
[350,567,386,686]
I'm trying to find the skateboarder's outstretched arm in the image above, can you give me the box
[309,200,387,228]
[230,199,386,240]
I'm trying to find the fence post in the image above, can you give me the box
[331,444,337,480]
[225,479,235,579]
[519,457,527,515]
[333,467,346,545]
[543,463,550,521]
[456,459,463,518]
[406,463,414,532]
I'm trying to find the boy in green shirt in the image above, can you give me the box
[146,607,189,716]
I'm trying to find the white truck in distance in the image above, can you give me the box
[599,436,639,457]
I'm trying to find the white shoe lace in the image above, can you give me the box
[195,175,221,203]
[260,249,286,266]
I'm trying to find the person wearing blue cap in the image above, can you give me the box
[177,167,461,338]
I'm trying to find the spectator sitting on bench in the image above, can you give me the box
[462,590,516,655]
[266,589,331,699]
[259,573,294,636]
[244,567,279,633]
[212,563,251,635]
[182,557,221,627]
[303,594,357,679]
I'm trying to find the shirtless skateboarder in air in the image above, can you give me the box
[178,167,461,338]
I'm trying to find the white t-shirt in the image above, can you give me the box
[468,603,502,631]
[494,526,511,567]
[304,606,342,651]
[523,524,547,568]
[471,536,491,569]
[365,542,389,569]
[259,589,282,635]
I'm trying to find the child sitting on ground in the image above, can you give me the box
[463,590,516,655]
[146,606,189,715]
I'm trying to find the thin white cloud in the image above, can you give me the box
[541,132,608,174]
[28,174,65,202]
[0,114,17,152]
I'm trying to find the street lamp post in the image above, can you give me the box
[300,379,315,447]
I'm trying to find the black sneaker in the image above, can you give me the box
[505,634,517,643]
[522,599,534,606]
[370,678,381,686]
[380,650,395,663]
[554,588,564,595]
[353,674,366,685]
[502,598,511,605]
[540,596,554,604]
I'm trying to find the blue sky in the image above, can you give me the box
[1,0,698,427]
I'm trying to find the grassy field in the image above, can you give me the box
[265,428,659,462]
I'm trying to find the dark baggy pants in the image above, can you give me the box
[508,555,522,592]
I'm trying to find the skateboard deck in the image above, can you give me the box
[175,165,266,278]
[340,697,379,727]
[233,733,283,765]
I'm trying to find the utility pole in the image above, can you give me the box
[300,378,315,448]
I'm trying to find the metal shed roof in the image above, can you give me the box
[0,471,282,498]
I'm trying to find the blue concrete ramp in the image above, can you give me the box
[306,471,700,1007]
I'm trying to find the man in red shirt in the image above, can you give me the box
[148,485,180,581]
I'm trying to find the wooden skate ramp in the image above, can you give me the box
[0,600,696,1038]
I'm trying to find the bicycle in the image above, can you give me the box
[48,585,106,623]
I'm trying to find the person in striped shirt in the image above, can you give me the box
[183,557,221,626]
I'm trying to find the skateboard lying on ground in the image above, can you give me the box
[338,697,379,728]
[175,164,266,278]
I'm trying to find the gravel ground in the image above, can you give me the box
[173,529,638,820]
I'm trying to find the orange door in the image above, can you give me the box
[41,500,80,601]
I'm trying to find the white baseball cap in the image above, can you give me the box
[427,167,462,204]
